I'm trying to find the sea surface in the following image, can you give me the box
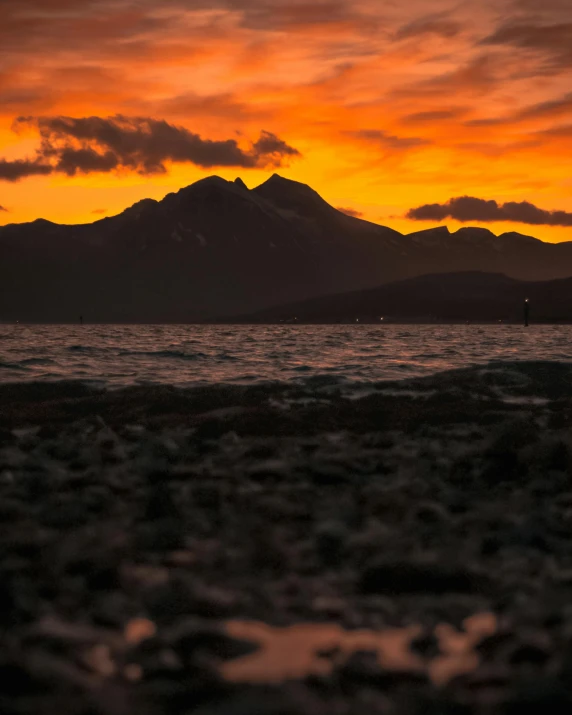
[1,323,572,388]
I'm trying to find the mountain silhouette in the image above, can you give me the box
[1,174,572,322]
[223,271,572,323]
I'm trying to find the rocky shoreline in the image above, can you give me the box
[2,361,572,713]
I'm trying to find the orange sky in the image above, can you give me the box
[1,0,572,241]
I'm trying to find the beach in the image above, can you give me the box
[2,361,572,713]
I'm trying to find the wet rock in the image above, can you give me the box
[39,496,89,529]
[143,483,181,521]
[337,650,389,687]
[167,620,259,662]
[502,679,572,715]
[508,639,551,666]
[309,461,351,485]
[315,520,348,566]
[358,561,487,595]
[412,501,451,525]
[191,688,313,715]
[135,520,186,552]
[193,483,224,511]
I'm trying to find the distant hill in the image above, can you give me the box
[219,272,572,323]
[1,174,572,322]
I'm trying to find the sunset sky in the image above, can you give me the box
[2,0,572,241]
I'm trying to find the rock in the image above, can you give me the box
[167,620,259,662]
[358,561,487,595]
[315,520,348,566]
[502,680,572,714]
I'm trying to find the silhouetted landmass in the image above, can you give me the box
[2,174,572,322]
[219,271,572,323]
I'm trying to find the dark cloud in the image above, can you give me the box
[456,139,541,157]
[401,109,467,123]
[227,0,375,31]
[251,131,301,161]
[1,115,300,180]
[534,123,572,138]
[0,0,377,63]
[465,92,572,128]
[348,129,430,149]
[0,1,176,57]
[0,205,8,212]
[407,196,572,226]
[159,91,270,121]
[392,56,499,99]
[337,206,363,217]
[54,147,120,175]
[481,22,572,72]
[0,159,53,182]
[394,14,462,41]
[519,92,572,120]
[0,88,51,108]
[465,116,506,127]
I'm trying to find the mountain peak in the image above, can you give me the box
[407,226,451,239]
[253,174,335,216]
[499,231,542,244]
[454,227,496,240]
[187,175,227,189]
[256,173,312,191]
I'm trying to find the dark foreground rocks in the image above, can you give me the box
[2,361,572,713]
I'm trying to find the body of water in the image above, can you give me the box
[1,324,571,388]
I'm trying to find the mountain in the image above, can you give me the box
[221,271,572,323]
[1,174,572,322]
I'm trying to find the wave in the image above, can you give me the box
[20,357,55,366]
[0,360,28,371]
[67,345,100,353]
[117,349,207,360]
[2,361,571,413]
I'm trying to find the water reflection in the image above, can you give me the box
[1,323,571,387]
[222,613,497,687]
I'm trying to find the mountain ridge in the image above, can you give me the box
[218,270,572,324]
[0,175,560,244]
[1,174,572,322]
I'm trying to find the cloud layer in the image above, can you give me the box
[1,0,572,236]
[0,116,300,180]
[407,196,572,227]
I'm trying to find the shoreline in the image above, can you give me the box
[2,361,572,712]
[3,320,572,325]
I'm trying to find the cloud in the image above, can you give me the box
[0,205,8,212]
[0,115,300,180]
[401,109,467,123]
[251,130,301,162]
[228,0,376,32]
[518,92,572,121]
[535,123,572,138]
[394,14,462,41]
[391,55,499,99]
[347,129,430,150]
[465,91,572,128]
[0,159,53,182]
[406,196,572,226]
[481,22,572,72]
[337,206,363,217]
[91,208,107,214]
